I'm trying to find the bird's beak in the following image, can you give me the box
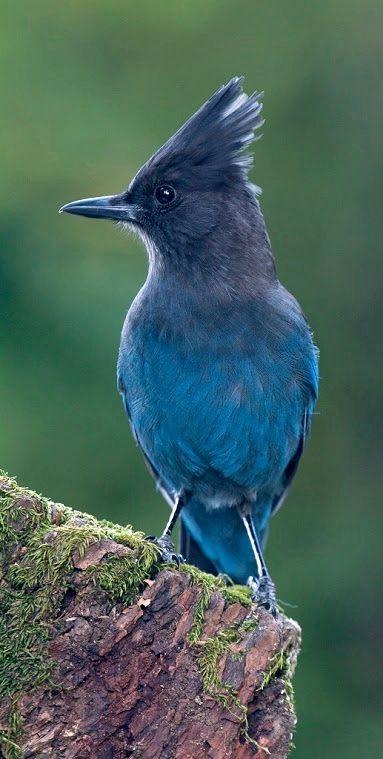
[59,194,138,223]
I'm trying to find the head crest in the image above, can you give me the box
[143,77,264,188]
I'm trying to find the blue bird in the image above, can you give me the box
[60,77,318,614]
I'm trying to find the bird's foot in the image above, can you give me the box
[248,574,278,617]
[145,534,185,567]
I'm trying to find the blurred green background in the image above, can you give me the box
[1,1,382,756]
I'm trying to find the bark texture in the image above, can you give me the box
[0,474,301,759]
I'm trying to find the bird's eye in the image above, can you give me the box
[155,185,176,205]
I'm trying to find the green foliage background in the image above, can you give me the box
[1,2,382,755]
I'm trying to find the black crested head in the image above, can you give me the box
[123,77,271,272]
[136,76,264,191]
[60,78,275,285]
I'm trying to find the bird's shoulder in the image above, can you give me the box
[122,277,315,364]
[119,277,318,410]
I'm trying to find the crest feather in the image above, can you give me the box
[146,77,264,186]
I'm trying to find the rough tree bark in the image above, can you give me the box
[0,474,301,759]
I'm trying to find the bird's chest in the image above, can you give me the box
[118,313,214,446]
[117,300,303,490]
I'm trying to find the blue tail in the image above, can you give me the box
[180,498,271,585]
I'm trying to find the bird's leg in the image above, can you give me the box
[145,493,186,565]
[239,502,277,617]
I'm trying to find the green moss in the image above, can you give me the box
[0,733,22,759]
[196,616,294,747]
[199,624,242,696]
[0,702,23,759]
[259,649,286,691]
[258,648,295,715]
[89,540,159,605]
[283,674,295,713]
[0,472,161,754]
[179,564,226,643]
[0,472,293,753]
[183,569,294,744]
[176,563,252,643]
[197,614,263,747]
[0,473,252,748]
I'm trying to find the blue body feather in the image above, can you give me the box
[118,276,318,583]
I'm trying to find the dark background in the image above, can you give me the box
[1,2,382,756]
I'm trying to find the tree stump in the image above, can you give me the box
[0,474,301,759]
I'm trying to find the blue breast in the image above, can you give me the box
[117,283,318,506]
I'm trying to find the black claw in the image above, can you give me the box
[248,575,278,617]
[145,534,185,566]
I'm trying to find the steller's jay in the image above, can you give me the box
[60,77,318,615]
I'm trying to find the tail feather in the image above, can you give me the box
[180,520,218,575]
[180,498,272,584]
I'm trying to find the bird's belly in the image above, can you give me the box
[118,329,304,503]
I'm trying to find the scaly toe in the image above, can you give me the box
[145,534,185,566]
[247,575,278,617]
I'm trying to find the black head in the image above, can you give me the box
[60,77,269,270]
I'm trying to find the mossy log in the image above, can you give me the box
[0,473,301,759]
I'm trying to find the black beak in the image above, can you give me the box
[59,194,138,223]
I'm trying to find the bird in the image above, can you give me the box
[60,77,319,615]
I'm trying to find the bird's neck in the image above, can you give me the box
[148,194,277,300]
